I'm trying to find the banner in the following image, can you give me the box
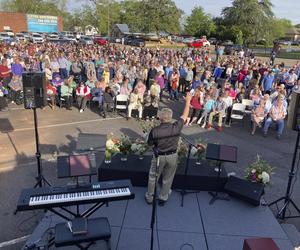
[27,14,58,33]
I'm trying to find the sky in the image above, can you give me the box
[69,0,300,25]
[173,0,299,24]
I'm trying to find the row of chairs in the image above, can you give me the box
[230,99,254,125]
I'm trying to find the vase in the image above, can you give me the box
[105,150,112,164]
[121,153,128,161]
[196,158,202,165]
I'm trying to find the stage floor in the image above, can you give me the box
[24,186,294,250]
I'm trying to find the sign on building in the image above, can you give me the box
[27,14,58,33]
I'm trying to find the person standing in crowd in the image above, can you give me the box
[58,53,69,79]
[145,93,192,206]
[0,82,8,111]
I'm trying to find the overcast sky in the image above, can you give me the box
[173,0,299,24]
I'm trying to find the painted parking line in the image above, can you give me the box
[9,116,123,132]
[0,235,29,248]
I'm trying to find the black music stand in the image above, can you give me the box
[206,143,237,205]
[177,136,199,207]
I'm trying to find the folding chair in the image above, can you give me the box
[242,99,254,115]
[114,94,128,116]
[230,103,245,126]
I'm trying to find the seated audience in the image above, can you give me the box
[46,81,57,110]
[61,79,74,110]
[208,94,227,131]
[251,96,268,135]
[76,82,91,113]
[263,95,287,139]
[127,88,143,119]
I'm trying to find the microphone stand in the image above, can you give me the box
[150,148,160,250]
[177,135,200,207]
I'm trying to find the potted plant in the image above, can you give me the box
[191,139,207,165]
[117,134,132,161]
[131,139,149,160]
[245,155,274,185]
[105,133,119,164]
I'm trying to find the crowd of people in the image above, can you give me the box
[0,41,299,138]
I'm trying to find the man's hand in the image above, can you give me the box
[185,92,192,103]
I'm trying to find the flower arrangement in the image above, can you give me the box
[245,155,274,185]
[138,119,160,134]
[191,139,207,165]
[177,137,189,159]
[105,133,120,163]
[131,139,149,159]
[117,134,132,161]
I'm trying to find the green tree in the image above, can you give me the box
[140,0,183,34]
[184,6,215,37]
[222,0,274,45]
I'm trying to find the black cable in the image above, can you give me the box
[180,243,195,250]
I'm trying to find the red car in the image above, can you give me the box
[93,36,109,45]
[187,39,210,48]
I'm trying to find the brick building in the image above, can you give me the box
[0,11,63,33]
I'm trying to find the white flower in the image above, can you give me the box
[191,146,198,156]
[131,143,138,152]
[251,169,256,174]
[261,171,270,184]
[106,139,114,150]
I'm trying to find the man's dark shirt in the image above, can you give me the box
[147,118,184,153]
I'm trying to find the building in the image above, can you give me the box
[286,27,300,41]
[111,24,130,38]
[0,11,63,33]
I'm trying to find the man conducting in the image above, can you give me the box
[145,93,192,206]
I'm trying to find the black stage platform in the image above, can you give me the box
[98,154,228,191]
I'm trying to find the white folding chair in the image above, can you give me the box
[115,94,128,115]
[242,99,254,114]
[230,103,245,126]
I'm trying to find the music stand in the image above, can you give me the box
[206,143,237,205]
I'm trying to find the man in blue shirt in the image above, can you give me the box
[179,64,188,93]
[262,71,275,94]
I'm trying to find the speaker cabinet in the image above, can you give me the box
[287,91,300,131]
[22,72,47,109]
[224,176,264,206]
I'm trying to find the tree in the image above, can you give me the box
[222,0,274,45]
[184,6,215,37]
[140,0,183,34]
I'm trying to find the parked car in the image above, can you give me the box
[48,34,59,41]
[130,38,145,47]
[15,33,26,42]
[0,32,13,44]
[20,31,30,39]
[222,40,234,46]
[3,29,14,37]
[224,44,244,55]
[64,35,77,43]
[187,38,210,48]
[291,40,300,46]
[208,37,217,45]
[182,37,195,44]
[93,36,108,45]
[30,33,44,43]
[79,36,94,45]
